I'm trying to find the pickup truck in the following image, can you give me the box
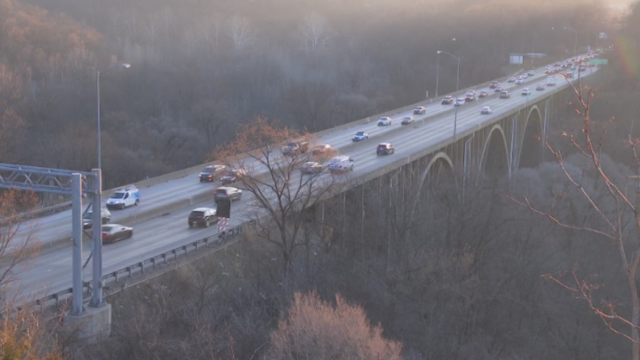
[282,141,309,155]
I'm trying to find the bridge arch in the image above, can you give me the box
[519,105,544,169]
[478,124,510,182]
[411,152,457,215]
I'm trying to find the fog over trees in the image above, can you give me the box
[0,0,611,188]
[1,0,639,358]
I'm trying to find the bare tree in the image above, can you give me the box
[225,16,254,54]
[213,117,342,280]
[143,12,161,50]
[266,291,403,359]
[512,78,640,360]
[158,7,174,42]
[295,12,332,53]
[197,13,224,53]
[0,65,26,162]
[0,190,41,290]
[282,81,334,131]
[0,190,67,359]
[190,99,230,151]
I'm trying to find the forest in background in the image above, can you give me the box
[0,0,613,189]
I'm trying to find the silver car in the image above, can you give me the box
[301,161,324,174]
[214,187,243,202]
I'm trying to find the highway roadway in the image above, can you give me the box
[9,55,598,300]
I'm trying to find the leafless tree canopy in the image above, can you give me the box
[266,292,403,360]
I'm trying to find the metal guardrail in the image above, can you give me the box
[35,220,252,308]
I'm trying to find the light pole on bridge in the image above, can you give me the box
[97,63,131,171]
[94,62,129,308]
[563,26,578,57]
[437,50,461,140]
[435,38,456,98]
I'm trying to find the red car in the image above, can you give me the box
[413,106,426,114]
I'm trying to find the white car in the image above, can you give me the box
[536,83,545,91]
[377,117,392,126]
[515,78,525,84]
[106,185,140,210]
[480,106,493,114]
[454,98,465,106]
[328,156,354,173]
[521,88,532,96]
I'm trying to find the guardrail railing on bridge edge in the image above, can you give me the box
[35,220,254,309]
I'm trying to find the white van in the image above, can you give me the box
[106,185,140,210]
[328,156,354,173]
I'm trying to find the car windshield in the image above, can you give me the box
[202,168,213,173]
[355,132,365,136]
[215,189,227,195]
[83,212,92,219]
[190,211,205,217]
[102,226,115,233]
[110,192,125,199]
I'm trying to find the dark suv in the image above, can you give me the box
[376,143,395,155]
[221,169,247,185]
[199,165,227,182]
[83,209,111,229]
[188,207,218,227]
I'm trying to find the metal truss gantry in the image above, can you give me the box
[0,163,105,315]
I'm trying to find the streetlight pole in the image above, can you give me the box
[437,50,461,139]
[564,26,578,57]
[435,53,440,98]
[97,63,131,171]
[92,63,129,308]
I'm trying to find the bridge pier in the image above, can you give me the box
[65,302,112,342]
